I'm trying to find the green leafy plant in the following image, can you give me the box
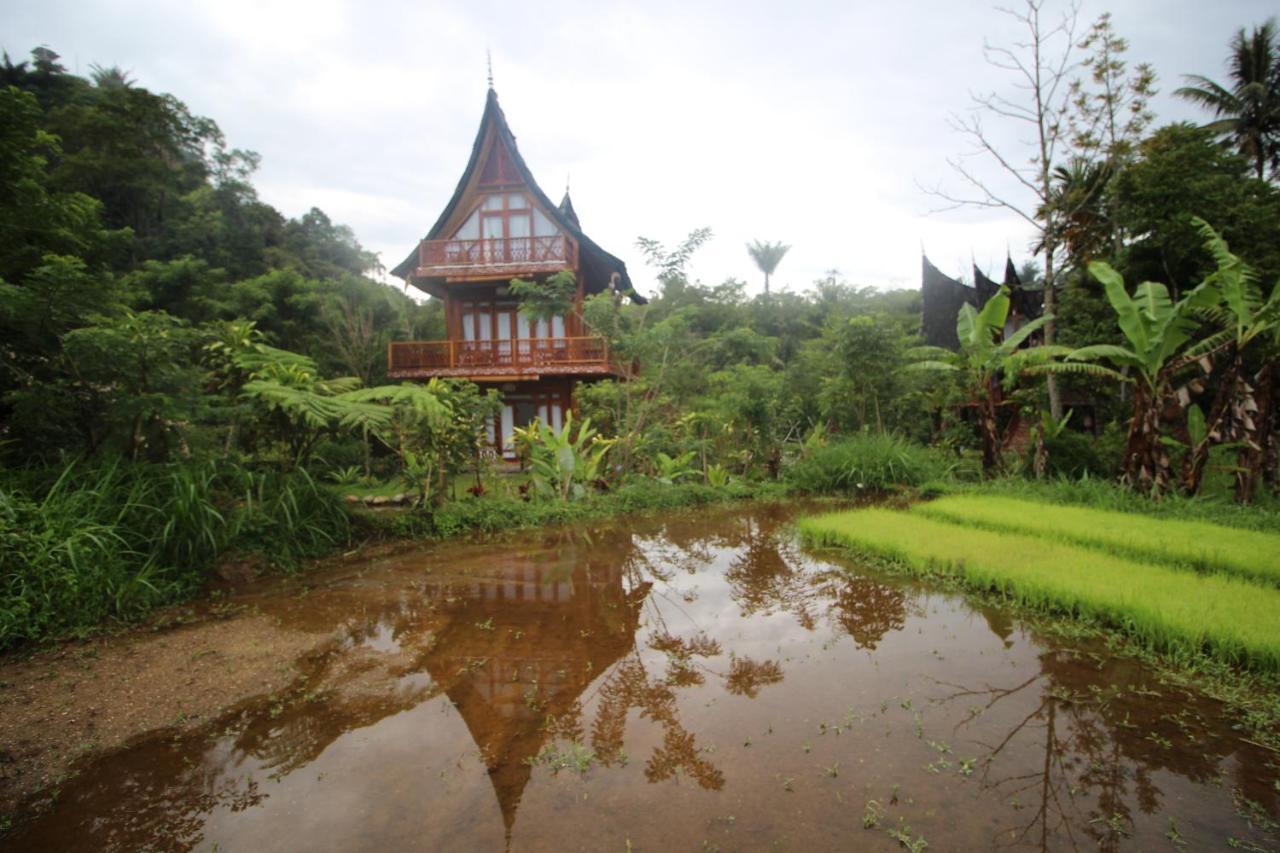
[785,432,948,493]
[705,463,733,488]
[1069,248,1222,495]
[325,465,363,486]
[653,450,698,485]
[526,413,616,501]
[908,287,1097,474]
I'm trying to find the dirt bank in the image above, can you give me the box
[0,607,326,816]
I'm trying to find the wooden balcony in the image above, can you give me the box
[414,235,576,279]
[386,336,626,380]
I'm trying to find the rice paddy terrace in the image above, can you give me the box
[7,501,1279,851]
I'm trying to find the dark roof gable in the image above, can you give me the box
[921,253,1047,349]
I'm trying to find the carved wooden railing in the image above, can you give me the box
[388,336,619,374]
[416,235,573,272]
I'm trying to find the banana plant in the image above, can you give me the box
[527,413,616,501]
[908,287,1098,474]
[653,450,698,485]
[1179,219,1280,499]
[1068,261,1221,496]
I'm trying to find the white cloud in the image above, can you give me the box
[3,0,1272,297]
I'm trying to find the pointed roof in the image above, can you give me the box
[558,190,580,228]
[1002,255,1044,320]
[921,254,978,350]
[972,263,1002,304]
[392,88,641,302]
[1003,255,1022,289]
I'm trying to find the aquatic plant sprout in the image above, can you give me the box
[797,508,1280,671]
[914,495,1280,585]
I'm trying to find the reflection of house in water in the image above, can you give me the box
[417,539,651,844]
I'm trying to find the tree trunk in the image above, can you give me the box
[1042,248,1063,420]
[1121,383,1171,498]
[1033,428,1048,479]
[1235,361,1274,503]
[1181,357,1238,496]
[979,393,1001,477]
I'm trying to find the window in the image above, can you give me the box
[492,391,568,457]
[452,193,559,262]
[461,299,566,344]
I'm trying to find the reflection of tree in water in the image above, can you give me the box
[725,654,784,698]
[810,570,908,650]
[721,516,911,650]
[724,517,818,629]
[934,643,1270,852]
[591,656,725,790]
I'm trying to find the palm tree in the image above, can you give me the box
[88,63,135,89]
[1038,157,1115,266]
[1175,19,1280,181]
[746,240,790,295]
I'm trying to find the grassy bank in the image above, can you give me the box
[373,479,785,539]
[914,494,1280,585]
[0,460,351,648]
[797,508,1280,672]
[0,462,786,649]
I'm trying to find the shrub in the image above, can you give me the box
[1022,430,1104,479]
[785,433,946,494]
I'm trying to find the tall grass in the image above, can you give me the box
[785,433,961,494]
[798,508,1280,672]
[914,495,1280,585]
[0,459,351,647]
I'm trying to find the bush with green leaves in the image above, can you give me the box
[525,413,616,501]
[784,432,951,494]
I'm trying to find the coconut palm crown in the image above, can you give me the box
[746,240,791,295]
[1175,19,1280,180]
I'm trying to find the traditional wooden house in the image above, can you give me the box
[920,254,1043,350]
[388,86,641,458]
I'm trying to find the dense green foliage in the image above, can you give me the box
[0,460,349,646]
[798,508,1280,671]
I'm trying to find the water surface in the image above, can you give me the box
[12,502,1279,851]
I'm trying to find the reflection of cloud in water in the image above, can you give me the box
[11,503,1279,853]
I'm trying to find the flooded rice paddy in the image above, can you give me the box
[11,502,1279,851]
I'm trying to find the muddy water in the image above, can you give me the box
[11,502,1279,851]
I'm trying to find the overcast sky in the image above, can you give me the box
[4,0,1273,298]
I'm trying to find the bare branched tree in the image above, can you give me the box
[924,0,1082,418]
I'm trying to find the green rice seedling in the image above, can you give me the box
[914,495,1280,586]
[797,509,1280,672]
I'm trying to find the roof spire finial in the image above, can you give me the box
[565,173,570,195]
[486,50,494,90]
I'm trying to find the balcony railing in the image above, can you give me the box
[416,235,575,276]
[387,336,624,378]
